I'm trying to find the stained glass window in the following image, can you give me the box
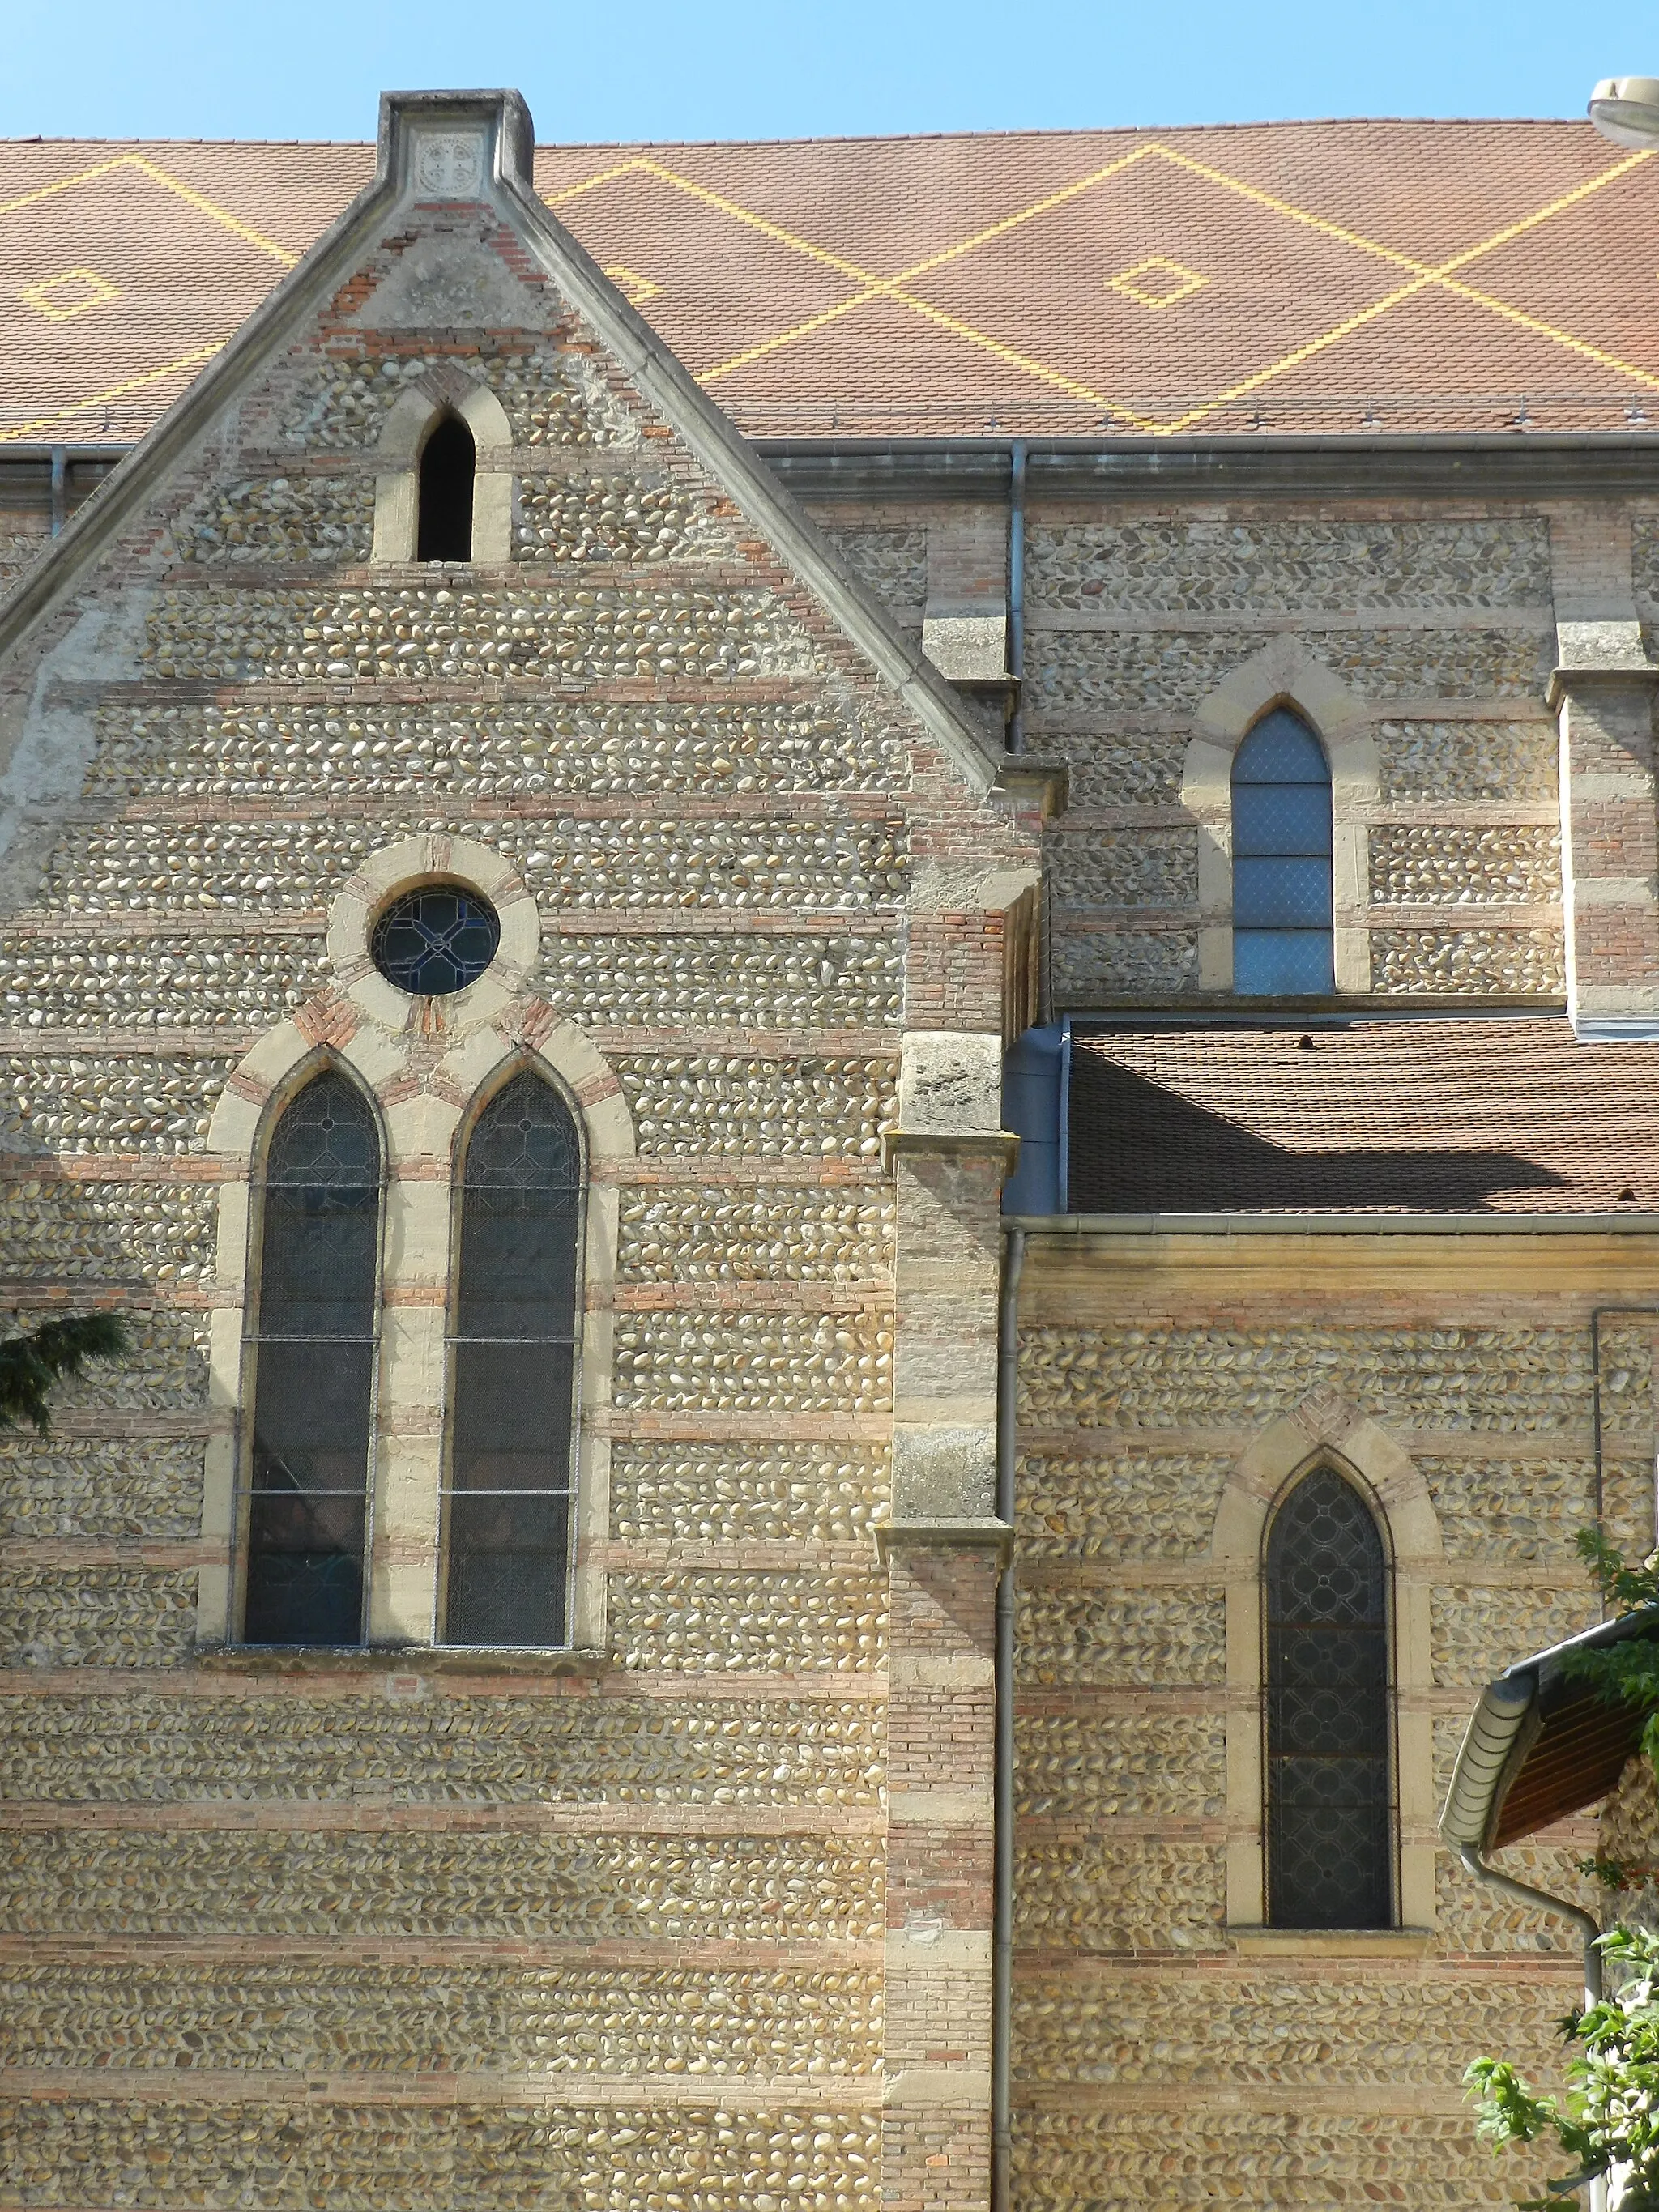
[417,412,475,561]
[1232,709,1335,995]
[1265,1468,1392,1928]
[370,884,500,996]
[244,1072,382,1646]
[443,1070,582,1646]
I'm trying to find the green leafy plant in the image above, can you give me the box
[1467,1531,1659,2208]
[0,1313,127,1434]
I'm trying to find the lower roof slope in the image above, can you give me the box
[2,117,1657,444]
[1068,1016,1659,1216]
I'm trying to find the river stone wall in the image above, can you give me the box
[0,168,1033,2212]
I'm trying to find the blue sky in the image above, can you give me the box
[1,0,1648,142]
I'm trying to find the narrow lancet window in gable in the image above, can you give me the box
[1265,1468,1392,1928]
[443,1069,582,1647]
[243,1071,382,1647]
[416,411,476,561]
[1231,709,1334,995]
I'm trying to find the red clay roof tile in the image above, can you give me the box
[1068,1018,1659,1214]
[2,120,1657,442]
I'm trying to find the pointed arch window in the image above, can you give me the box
[1265,1467,1392,1928]
[443,1069,582,1646]
[244,1072,382,1646]
[417,412,476,562]
[1232,709,1334,995]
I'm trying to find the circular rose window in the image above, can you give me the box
[370,883,501,996]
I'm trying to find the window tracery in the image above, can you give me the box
[1265,1465,1393,1928]
[442,1068,582,1646]
[242,1070,382,1646]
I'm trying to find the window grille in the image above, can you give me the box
[1265,1467,1392,1928]
[443,1070,581,1646]
[416,412,475,561]
[243,1072,382,1645]
[1232,709,1334,995]
[370,883,500,996]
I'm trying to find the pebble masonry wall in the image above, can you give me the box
[1013,2108,1561,2210]
[85,699,909,797]
[1019,512,1564,1008]
[0,2102,885,2212]
[0,1961,885,2075]
[1009,1280,1625,2204]
[1025,520,1553,612]
[0,1827,886,1939]
[0,191,1047,2212]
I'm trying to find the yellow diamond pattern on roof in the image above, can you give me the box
[19,266,120,321]
[3,127,1659,441]
[1107,257,1208,309]
[544,137,1659,432]
[603,264,661,305]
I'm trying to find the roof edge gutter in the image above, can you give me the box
[1000,1211,1659,1235]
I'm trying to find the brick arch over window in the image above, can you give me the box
[370,372,514,564]
[1209,1386,1441,1937]
[1181,638,1379,997]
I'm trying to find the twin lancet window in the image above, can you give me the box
[243,1065,581,1649]
[1265,1468,1393,1929]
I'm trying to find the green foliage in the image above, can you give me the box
[1469,1928,1659,2210]
[0,1313,127,1435]
[1468,1532,1659,2206]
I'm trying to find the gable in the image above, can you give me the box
[0,89,1002,811]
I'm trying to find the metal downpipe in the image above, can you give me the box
[1006,441,1027,756]
[1456,1847,1606,2212]
[992,1227,1026,2212]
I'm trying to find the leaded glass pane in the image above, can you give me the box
[444,1072,580,1647]
[1232,712,1329,783]
[1230,710,1334,995]
[1232,855,1334,927]
[245,1073,381,1647]
[1232,784,1333,858]
[371,884,501,997]
[1266,1468,1392,1929]
[1233,931,1335,995]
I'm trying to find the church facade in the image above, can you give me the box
[1,85,1658,2210]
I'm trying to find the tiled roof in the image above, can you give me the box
[3,119,1659,443]
[1068,1018,1659,1214]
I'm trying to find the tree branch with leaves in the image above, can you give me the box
[0,1312,128,1434]
[1468,1531,1659,2210]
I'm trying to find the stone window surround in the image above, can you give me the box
[198,834,633,1655]
[369,369,515,565]
[1210,1385,1443,1942]
[1181,637,1379,995]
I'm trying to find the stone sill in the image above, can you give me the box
[873,1518,1013,1566]
[1227,1924,1434,1958]
[193,1643,608,1679]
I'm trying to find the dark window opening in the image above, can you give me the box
[1266,1467,1392,1928]
[416,412,476,562]
[1232,708,1334,995]
[443,1070,582,1647]
[244,1072,382,1646]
